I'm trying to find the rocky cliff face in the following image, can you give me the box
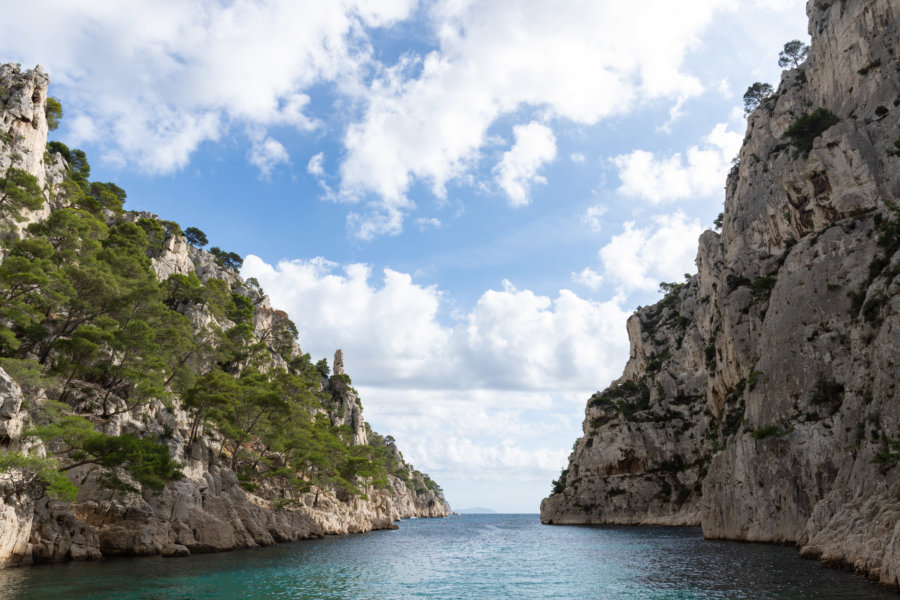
[543,0,900,588]
[0,65,448,568]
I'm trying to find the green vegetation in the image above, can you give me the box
[45,97,63,131]
[750,276,777,303]
[871,438,900,467]
[743,82,774,115]
[551,467,568,494]
[184,227,208,247]
[783,108,841,155]
[751,424,793,440]
[588,379,651,425]
[0,167,43,225]
[778,40,809,69]
[209,246,243,271]
[0,144,428,506]
[857,59,881,76]
[0,451,78,500]
[810,373,844,409]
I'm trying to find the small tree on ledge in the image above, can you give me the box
[778,39,810,69]
[743,82,774,115]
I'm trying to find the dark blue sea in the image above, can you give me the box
[0,514,895,599]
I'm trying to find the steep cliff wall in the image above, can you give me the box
[0,64,448,568]
[543,0,900,587]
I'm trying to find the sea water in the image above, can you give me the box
[0,514,894,599]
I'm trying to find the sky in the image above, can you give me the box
[1,0,810,513]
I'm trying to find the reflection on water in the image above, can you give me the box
[0,515,894,600]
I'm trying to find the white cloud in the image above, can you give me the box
[242,255,630,392]
[598,211,703,292]
[492,122,556,207]
[570,152,586,163]
[248,134,290,178]
[0,0,416,173]
[307,152,325,177]
[583,203,607,232]
[338,0,734,235]
[242,254,632,509]
[415,217,441,230]
[612,122,743,204]
[572,267,604,291]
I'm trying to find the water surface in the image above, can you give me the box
[0,514,894,599]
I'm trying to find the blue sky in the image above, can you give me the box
[2,0,809,512]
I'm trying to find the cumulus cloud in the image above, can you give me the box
[241,254,632,509]
[493,122,556,206]
[248,134,290,178]
[612,122,743,204]
[598,211,703,292]
[415,217,441,230]
[0,0,416,173]
[570,152,586,163]
[572,267,604,291]
[242,255,630,392]
[583,204,607,232]
[306,152,325,177]
[337,0,735,234]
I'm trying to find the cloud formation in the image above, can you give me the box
[1,0,415,174]
[242,254,632,508]
[493,122,557,207]
[598,212,704,292]
[612,122,743,204]
[338,0,732,235]
[243,255,630,392]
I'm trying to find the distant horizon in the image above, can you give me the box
[0,0,810,513]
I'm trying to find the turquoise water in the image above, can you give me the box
[0,515,895,599]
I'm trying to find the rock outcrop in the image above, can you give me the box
[543,0,900,588]
[0,64,448,568]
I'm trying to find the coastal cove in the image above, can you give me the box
[1,515,895,600]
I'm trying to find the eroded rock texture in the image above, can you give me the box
[0,64,448,568]
[543,0,900,587]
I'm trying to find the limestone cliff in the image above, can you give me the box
[0,64,448,568]
[542,0,900,588]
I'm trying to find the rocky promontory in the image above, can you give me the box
[543,0,900,588]
[0,63,448,568]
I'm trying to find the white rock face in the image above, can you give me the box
[334,349,344,375]
[0,64,448,568]
[543,0,900,588]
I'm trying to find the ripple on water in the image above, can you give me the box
[0,515,895,600]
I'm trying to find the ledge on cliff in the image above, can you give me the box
[0,64,448,568]
[543,0,900,588]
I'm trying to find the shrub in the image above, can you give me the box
[752,425,793,439]
[871,438,900,466]
[45,97,63,131]
[810,373,844,407]
[750,276,777,303]
[784,108,841,154]
[713,213,723,229]
[551,467,568,494]
[857,59,881,76]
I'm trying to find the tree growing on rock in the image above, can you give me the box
[743,82,774,115]
[0,167,44,224]
[45,97,63,131]
[778,39,809,69]
[184,227,208,247]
